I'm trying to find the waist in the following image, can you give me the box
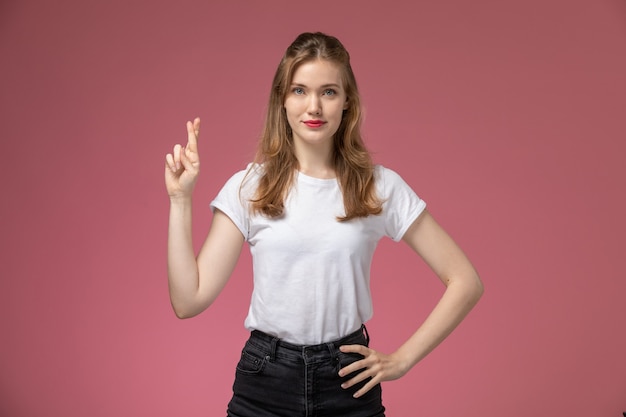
[248,325,370,360]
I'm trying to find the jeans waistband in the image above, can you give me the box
[249,325,370,362]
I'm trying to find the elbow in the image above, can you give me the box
[470,273,484,304]
[446,271,484,298]
[173,309,193,320]
[171,296,214,319]
[449,272,483,306]
[171,303,200,320]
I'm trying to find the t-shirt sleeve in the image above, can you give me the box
[209,168,252,240]
[379,166,427,241]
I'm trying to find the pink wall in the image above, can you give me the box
[1,1,625,415]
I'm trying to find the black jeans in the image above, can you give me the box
[227,325,385,417]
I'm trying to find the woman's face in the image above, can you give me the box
[284,59,348,153]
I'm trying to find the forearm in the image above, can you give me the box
[394,275,484,372]
[167,198,201,317]
[340,212,484,397]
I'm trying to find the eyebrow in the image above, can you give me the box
[290,83,342,89]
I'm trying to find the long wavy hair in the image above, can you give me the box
[248,32,382,221]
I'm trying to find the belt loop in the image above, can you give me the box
[362,324,370,346]
[269,337,279,362]
[326,342,337,358]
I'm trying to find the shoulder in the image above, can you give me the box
[374,164,402,180]
[373,165,412,193]
[212,163,263,214]
[213,163,263,203]
[222,163,263,187]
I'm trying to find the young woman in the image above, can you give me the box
[165,32,483,417]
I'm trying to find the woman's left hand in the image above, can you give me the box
[338,344,408,398]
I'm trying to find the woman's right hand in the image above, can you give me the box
[165,117,201,200]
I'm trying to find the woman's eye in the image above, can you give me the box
[323,89,336,96]
[293,87,304,95]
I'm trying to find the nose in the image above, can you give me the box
[307,95,321,115]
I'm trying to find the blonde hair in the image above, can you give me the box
[249,32,382,221]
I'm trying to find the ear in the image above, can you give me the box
[343,98,349,110]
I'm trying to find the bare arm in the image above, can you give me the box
[339,210,484,397]
[165,118,244,319]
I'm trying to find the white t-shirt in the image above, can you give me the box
[210,164,426,345]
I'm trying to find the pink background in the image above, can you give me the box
[1,0,625,415]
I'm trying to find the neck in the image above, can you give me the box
[294,142,335,179]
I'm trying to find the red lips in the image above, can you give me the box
[303,120,325,128]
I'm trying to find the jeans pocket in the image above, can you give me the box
[335,350,365,376]
[236,345,268,375]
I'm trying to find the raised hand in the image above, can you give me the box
[165,117,201,199]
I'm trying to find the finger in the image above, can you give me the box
[341,367,372,389]
[338,358,369,378]
[193,117,201,136]
[165,153,177,172]
[353,378,379,399]
[184,143,199,164]
[337,345,370,377]
[186,118,200,153]
[173,144,182,170]
[180,146,196,172]
[339,344,368,354]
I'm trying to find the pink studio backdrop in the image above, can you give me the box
[1,1,625,416]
